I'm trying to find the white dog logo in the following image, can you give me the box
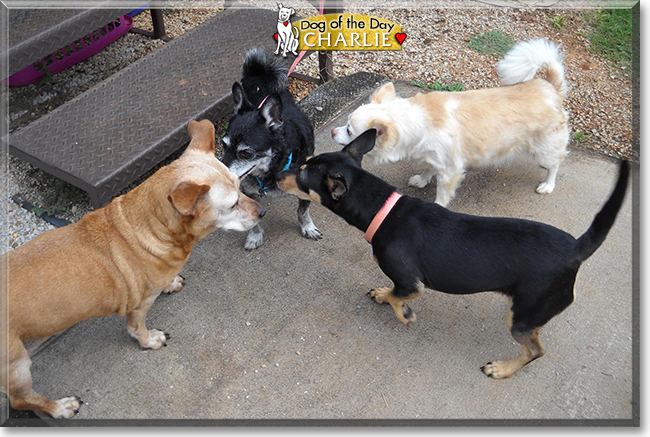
[274,4,299,57]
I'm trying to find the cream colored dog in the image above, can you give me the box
[331,39,570,207]
[1,120,264,418]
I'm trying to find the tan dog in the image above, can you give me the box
[0,120,264,418]
[331,39,570,207]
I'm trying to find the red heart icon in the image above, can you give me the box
[274,33,278,41]
[395,33,407,45]
[284,21,289,26]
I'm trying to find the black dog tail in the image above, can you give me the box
[574,161,629,262]
[242,47,288,103]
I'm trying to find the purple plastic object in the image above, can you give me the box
[5,14,133,87]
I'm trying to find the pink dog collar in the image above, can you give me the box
[364,192,402,243]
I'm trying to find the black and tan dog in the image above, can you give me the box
[278,129,628,379]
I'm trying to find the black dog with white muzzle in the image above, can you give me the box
[221,48,321,250]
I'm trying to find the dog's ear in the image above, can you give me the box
[169,182,211,215]
[371,82,396,104]
[325,174,348,200]
[367,117,397,150]
[185,120,216,155]
[260,94,283,130]
[232,82,252,114]
[342,129,377,164]
[278,3,283,9]
[290,7,295,14]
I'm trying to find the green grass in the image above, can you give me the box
[35,178,87,216]
[572,131,591,144]
[411,80,465,92]
[587,9,632,71]
[467,30,515,57]
[546,14,569,30]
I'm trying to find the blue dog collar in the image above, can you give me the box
[282,152,293,172]
[256,152,293,191]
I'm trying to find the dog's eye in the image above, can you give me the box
[238,149,254,160]
[347,126,352,136]
[230,198,239,210]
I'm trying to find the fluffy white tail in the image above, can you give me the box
[497,38,566,98]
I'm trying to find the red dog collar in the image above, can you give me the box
[364,192,402,243]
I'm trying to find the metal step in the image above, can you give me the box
[9,7,291,207]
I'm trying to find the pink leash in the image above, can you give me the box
[260,0,325,109]
[257,95,269,109]
[286,0,325,77]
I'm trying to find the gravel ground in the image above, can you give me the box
[3,2,635,251]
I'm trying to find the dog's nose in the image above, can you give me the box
[331,127,337,138]
[258,207,267,219]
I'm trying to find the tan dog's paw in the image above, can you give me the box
[51,396,82,419]
[481,361,515,379]
[140,329,170,350]
[163,275,185,294]
[396,302,416,325]
[367,287,392,304]
[367,288,417,325]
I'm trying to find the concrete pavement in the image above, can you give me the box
[2,76,637,425]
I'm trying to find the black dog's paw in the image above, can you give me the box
[301,222,323,241]
[245,231,264,250]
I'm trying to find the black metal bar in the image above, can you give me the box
[11,194,71,228]
[289,71,321,84]
[129,8,170,42]
[150,8,168,41]
[317,51,333,84]
[289,0,341,84]
[317,0,342,83]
